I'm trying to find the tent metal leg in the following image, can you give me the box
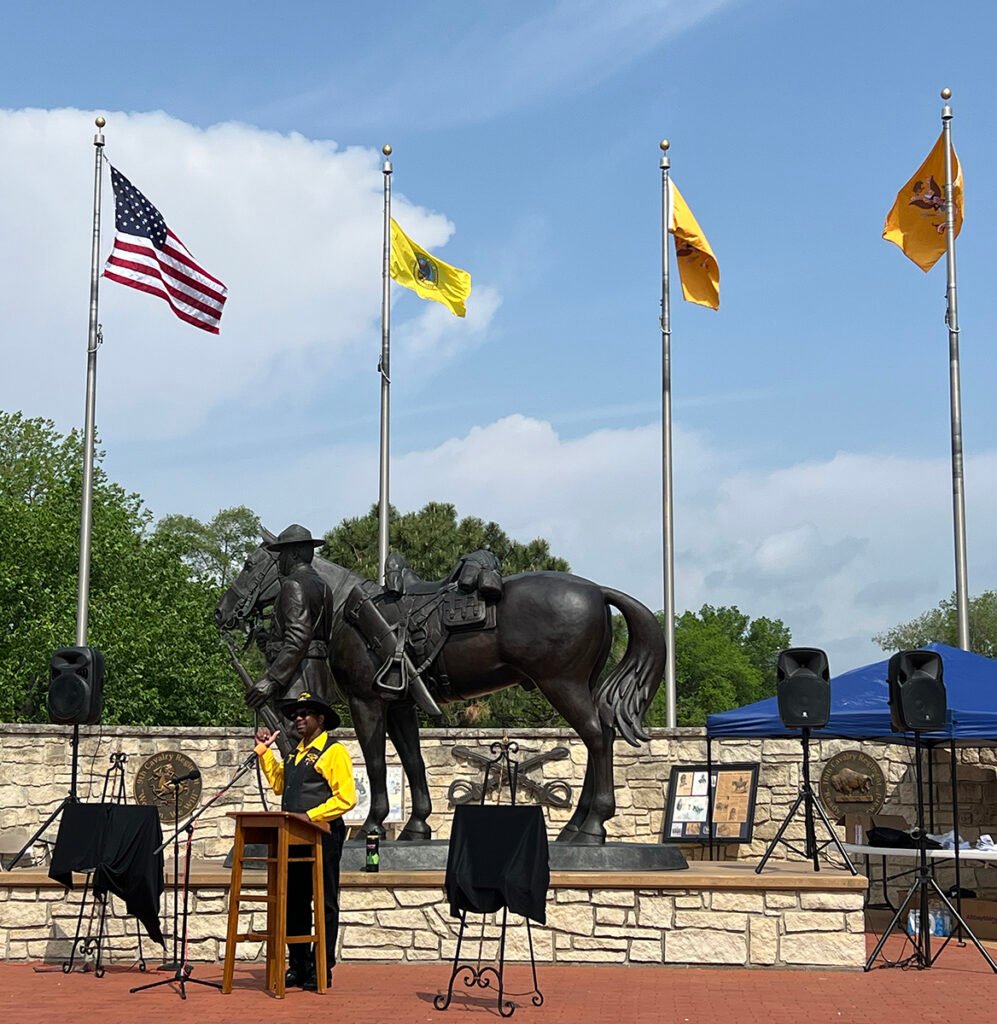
[706,737,715,862]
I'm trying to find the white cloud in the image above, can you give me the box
[396,285,502,366]
[234,416,997,674]
[0,108,490,440]
[257,0,738,129]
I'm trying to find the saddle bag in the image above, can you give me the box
[344,584,397,661]
[442,592,494,631]
[477,568,503,601]
[456,559,479,592]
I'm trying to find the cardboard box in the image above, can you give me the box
[844,813,910,846]
[958,897,997,941]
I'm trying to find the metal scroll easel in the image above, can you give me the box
[435,738,544,1019]
[56,753,147,977]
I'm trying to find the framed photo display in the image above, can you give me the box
[663,763,759,843]
[343,764,405,826]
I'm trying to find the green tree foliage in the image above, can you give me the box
[154,505,261,587]
[323,501,570,581]
[0,412,250,726]
[873,591,997,658]
[642,605,791,727]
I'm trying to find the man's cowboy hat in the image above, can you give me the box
[278,692,341,730]
[265,524,324,551]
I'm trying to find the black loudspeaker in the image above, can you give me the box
[776,647,831,729]
[888,650,946,731]
[48,646,104,725]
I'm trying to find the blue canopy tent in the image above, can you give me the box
[706,643,997,743]
[701,645,997,884]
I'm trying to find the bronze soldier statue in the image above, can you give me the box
[246,525,336,731]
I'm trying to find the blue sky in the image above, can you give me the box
[4,0,997,673]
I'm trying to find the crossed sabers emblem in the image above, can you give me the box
[447,744,574,809]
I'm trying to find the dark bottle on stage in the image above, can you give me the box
[365,831,380,872]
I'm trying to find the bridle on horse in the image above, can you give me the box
[228,552,281,651]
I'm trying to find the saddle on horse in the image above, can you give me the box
[384,549,503,602]
[345,550,503,717]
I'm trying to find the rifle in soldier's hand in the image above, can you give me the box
[221,634,290,758]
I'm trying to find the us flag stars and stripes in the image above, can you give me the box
[103,166,227,333]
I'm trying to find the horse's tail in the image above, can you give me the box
[592,587,665,747]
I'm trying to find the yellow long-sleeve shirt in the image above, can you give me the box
[259,731,357,822]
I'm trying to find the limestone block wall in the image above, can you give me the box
[0,879,867,969]
[339,885,866,969]
[1,724,994,893]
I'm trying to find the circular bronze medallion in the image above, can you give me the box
[134,751,202,822]
[819,749,887,821]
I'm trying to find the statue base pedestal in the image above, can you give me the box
[341,839,688,872]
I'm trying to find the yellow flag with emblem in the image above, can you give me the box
[669,181,719,310]
[390,219,472,317]
[883,131,963,272]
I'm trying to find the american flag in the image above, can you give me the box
[103,166,227,334]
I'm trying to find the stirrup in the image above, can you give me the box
[373,658,407,697]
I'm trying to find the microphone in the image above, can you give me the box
[241,729,281,770]
[168,768,201,786]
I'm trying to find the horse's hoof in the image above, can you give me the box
[361,821,386,838]
[558,828,605,846]
[556,824,580,843]
[397,826,432,842]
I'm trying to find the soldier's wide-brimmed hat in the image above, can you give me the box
[265,523,324,550]
[278,691,341,730]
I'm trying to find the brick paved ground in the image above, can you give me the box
[3,936,995,1024]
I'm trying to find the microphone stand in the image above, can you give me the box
[130,753,264,1000]
[158,781,183,973]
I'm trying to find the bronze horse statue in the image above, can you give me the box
[215,535,665,845]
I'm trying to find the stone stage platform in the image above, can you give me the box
[0,857,868,970]
[338,838,690,872]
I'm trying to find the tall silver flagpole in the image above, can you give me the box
[940,88,971,650]
[75,116,106,646]
[659,139,677,728]
[377,144,393,584]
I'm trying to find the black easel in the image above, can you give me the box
[755,727,856,875]
[58,753,147,977]
[8,725,83,869]
[131,751,263,1000]
[435,738,544,1019]
[865,732,997,972]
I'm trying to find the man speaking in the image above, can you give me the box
[255,692,356,990]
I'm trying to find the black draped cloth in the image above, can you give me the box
[49,803,165,945]
[445,805,549,924]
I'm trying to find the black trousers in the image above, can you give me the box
[286,818,346,970]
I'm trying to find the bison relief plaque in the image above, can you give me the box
[819,750,886,821]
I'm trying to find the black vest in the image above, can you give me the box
[281,733,337,814]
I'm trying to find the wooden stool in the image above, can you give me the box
[222,811,330,998]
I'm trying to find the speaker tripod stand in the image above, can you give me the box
[755,727,857,875]
[865,733,997,971]
[7,725,82,870]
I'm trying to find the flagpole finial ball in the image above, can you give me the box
[95,116,106,128]
[940,87,952,100]
[382,144,392,156]
[659,139,670,152]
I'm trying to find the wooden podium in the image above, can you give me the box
[222,811,330,998]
